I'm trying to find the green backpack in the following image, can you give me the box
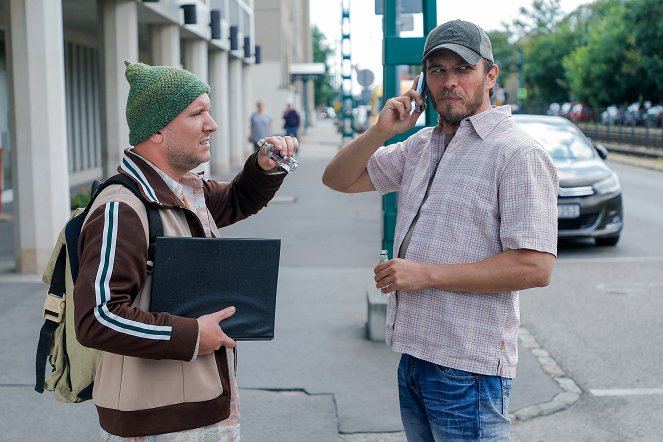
[35,174,162,402]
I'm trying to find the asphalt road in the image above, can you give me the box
[512,160,663,441]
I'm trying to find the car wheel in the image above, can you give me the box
[595,235,620,246]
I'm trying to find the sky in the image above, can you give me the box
[310,0,593,93]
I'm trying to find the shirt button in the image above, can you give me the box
[500,340,505,350]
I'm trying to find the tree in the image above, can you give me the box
[623,0,663,102]
[522,24,581,105]
[511,0,565,38]
[562,0,660,107]
[487,31,518,79]
[312,25,336,106]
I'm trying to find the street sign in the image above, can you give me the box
[357,69,375,87]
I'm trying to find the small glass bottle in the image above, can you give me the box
[257,138,299,173]
[379,250,392,296]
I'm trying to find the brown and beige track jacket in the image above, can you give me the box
[73,148,285,437]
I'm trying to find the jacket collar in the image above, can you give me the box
[117,148,185,208]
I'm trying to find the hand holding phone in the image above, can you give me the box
[414,74,427,113]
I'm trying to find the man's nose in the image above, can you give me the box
[442,74,458,89]
[205,114,218,133]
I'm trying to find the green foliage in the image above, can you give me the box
[562,0,662,107]
[623,0,663,101]
[523,25,581,105]
[563,2,631,107]
[312,25,336,106]
[495,0,661,108]
[70,189,91,210]
[487,31,518,78]
[511,0,565,38]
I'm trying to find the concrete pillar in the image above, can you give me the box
[243,63,253,158]
[183,39,210,176]
[209,49,230,174]
[228,56,243,165]
[150,23,180,67]
[6,0,69,272]
[99,0,138,177]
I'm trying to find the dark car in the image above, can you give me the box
[513,115,623,246]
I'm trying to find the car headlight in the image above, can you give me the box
[593,173,621,194]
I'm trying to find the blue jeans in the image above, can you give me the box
[284,126,298,138]
[398,354,512,441]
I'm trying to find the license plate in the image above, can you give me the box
[558,204,580,219]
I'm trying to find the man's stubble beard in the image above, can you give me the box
[434,76,487,128]
[164,131,206,173]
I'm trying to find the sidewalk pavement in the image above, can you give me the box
[0,120,562,441]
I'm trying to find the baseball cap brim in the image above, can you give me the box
[423,43,481,65]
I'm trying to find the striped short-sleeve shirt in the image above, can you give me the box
[367,106,559,378]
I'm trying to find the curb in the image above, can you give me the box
[607,152,663,173]
[510,327,582,421]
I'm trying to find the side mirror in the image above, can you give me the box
[594,143,608,160]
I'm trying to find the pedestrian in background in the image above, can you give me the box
[249,100,272,152]
[323,19,558,441]
[282,102,301,139]
[74,60,296,441]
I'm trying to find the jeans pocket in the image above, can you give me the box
[436,365,478,380]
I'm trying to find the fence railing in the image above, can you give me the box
[525,106,663,151]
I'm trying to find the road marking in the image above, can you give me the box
[590,388,663,397]
[557,257,663,264]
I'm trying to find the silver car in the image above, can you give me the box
[513,114,623,246]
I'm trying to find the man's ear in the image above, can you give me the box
[487,64,499,89]
[149,131,163,144]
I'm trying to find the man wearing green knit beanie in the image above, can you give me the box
[74,60,298,440]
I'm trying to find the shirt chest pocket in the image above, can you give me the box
[424,174,498,222]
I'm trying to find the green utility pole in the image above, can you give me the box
[340,0,354,143]
[381,0,437,257]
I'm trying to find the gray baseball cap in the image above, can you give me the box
[422,19,494,65]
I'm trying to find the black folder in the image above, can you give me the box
[150,237,281,340]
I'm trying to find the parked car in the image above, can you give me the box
[643,104,663,128]
[601,105,624,126]
[546,102,561,116]
[558,101,577,119]
[513,114,623,246]
[623,101,651,126]
[319,106,336,120]
[568,103,596,122]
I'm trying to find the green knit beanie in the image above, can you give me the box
[124,60,210,146]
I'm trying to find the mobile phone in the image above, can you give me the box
[414,73,427,113]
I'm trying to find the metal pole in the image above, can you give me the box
[302,77,309,130]
[0,146,3,214]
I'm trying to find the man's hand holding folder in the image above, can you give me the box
[197,306,237,355]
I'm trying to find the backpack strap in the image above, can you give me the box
[35,246,67,393]
[67,174,163,281]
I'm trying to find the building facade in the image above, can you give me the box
[0,0,312,273]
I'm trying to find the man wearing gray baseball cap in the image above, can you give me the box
[324,19,559,441]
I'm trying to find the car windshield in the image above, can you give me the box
[518,121,596,160]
